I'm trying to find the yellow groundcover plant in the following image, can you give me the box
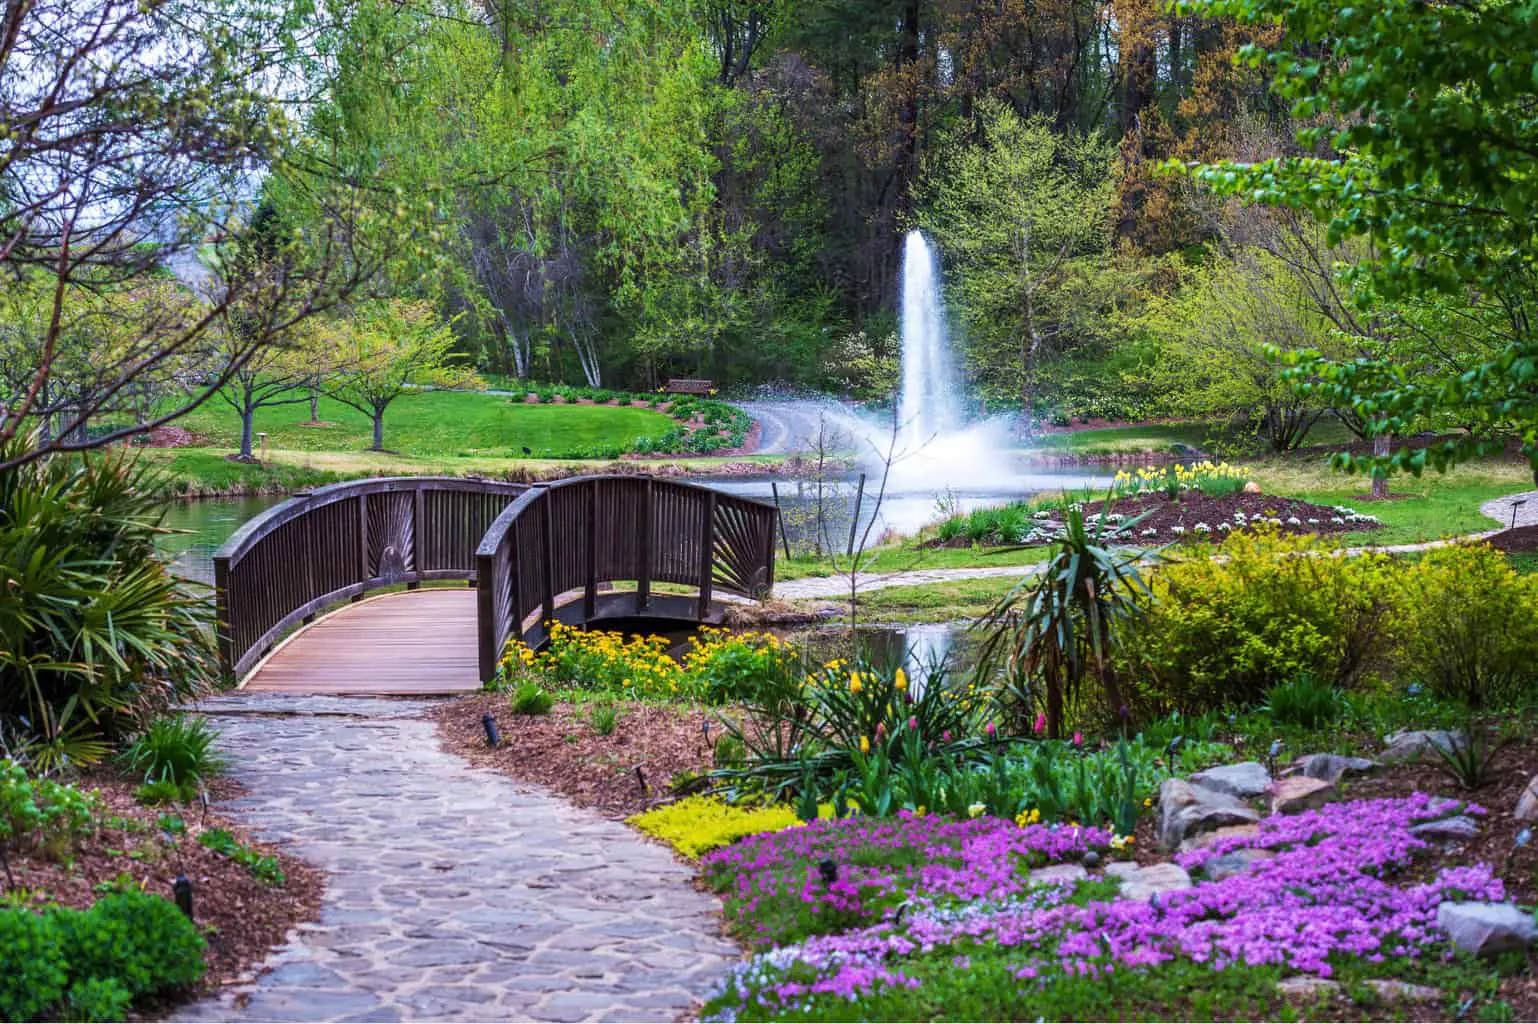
[628,795,804,859]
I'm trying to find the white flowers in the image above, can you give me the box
[1140,528,1158,537]
[1194,522,1211,534]
[1218,522,1233,531]
[1170,525,1186,536]
[967,803,987,819]
[1286,516,1303,526]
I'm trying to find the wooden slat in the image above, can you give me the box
[243,589,480,695]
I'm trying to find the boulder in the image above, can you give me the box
[1158,778,1260,850]
[1197,847,1276,882]
[1028,863,1088,887]
[1289,753,1377,785]
[1275,977,1340,1002]
[1190,761,1272,799]
[1107,862,1192,902]
[1409,816,1479,842]
[1515,776,1538,822]
[1381,729,1464,764]
[1270,776,1336,815]
[1436,902,1538,958]
[1365,980,1440,1004]
[1178,823,1262,854]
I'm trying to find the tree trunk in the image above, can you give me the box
[371,409,385,451]
[1370,434,1390,499]
[309,384,320,422]
[240,405,255,459]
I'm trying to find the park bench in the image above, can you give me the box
[664,378,715,395]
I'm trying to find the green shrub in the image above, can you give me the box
[587,703,620,737]
[63,977,132,1024]
[54,891,205,998]
[0,891,205,1021]
[0,760,98,861]
[627,795,802,859]
[197,827,286,885]
[509,682,553,715]
[0,908,67,1021]
[1259,674,1343,728]
[1129,530,1393,716]
[133,779,191,806]
[119,715,226,789]
[1395,543,1538,707]
[0,445,215,771]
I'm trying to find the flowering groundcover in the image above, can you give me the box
[702,794,1515,1021]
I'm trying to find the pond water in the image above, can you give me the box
[158,494,285,584]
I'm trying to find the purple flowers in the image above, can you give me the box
[704,794,1504,1020]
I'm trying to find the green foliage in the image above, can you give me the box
[978,508,1151,738]
[508,683,554,716]
[587,703,620,737]
[119,716,226,790]
[0,761,98,862]
[1259,675,1343,729]
[0,891,205,1021]
[196,828,286,886]
[0,447,215,770]
[0,907,67,1021]
[1130,529,1392,716]
[132,780,191,807]
[62,978,133,1024]
[626,795,803,859]
[1185,0,1538,479]
[1395,544,1538,708]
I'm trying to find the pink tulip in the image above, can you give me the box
[1033,713,1047,735]
[908,716,919,731]
[985,721,997,738]
[1072,731,1084,747]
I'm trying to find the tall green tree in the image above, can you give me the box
[1180,0,1538,479]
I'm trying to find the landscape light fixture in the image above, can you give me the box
[173,875,194,920]
[482,712,501,748]
[818,859,838,886]
[1511,497,1528,530]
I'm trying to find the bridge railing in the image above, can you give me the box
[475,476,778,681]
[214,476,530,679]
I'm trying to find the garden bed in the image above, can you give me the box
[6,774,323,997]
[1485,525,1538,553]
[432,697,717,818]
[1086,491,1384,542]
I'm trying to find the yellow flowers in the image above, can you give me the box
[627,796,802,859]
[859,735,870,754]
[1014,808,1042,827]
[894,668,907,692]
[1109,834,1136,851]
[848,672,863,694]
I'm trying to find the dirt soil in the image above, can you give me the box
[1085,491,1383,542]
[137,425,209,448]
[1485,525,1538,553]
[432,697,718,818]
[7,774,323,998]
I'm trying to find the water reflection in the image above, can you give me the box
[157,494,285,584]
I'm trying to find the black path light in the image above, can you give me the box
[173,875,194,920]
[1510,497,1528,530]
[818,859,838,887]
[482,712,502,748]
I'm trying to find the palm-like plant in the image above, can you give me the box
[0,442,215,771]
[975,506,1152,739]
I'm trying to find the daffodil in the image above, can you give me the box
[858,735,870,754]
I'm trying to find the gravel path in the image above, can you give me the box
[1480,490,1538,530]
[174,695,736,1023]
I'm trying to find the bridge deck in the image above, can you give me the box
[242,588,481,695]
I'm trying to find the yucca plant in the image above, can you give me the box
[976,505,1153,739]
[0,443,215,771]
[120,715,226,790]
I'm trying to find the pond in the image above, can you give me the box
[158,494,285,584]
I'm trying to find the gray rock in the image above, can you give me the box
[1382,729,1464,764]
[1178,823,1261,854]
[1197,847,1276,882]
[1190,761,1272,799]
[1515,776,1538,822]
[1436,902,1538,958]
[1158,778,1261,850]
[1410,815,1479,842]
[1108,862,1192,902]
[1029,863,1089,887]
[1365,979,1440,1003]
[1270,776,1336,815]
[1276,977,1341,1002]
[1290,753,1377,784]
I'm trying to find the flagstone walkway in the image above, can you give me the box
[174,695,737,1023]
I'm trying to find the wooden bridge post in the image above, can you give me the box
[213,554,235,683]
[540,491,556,627]
[356,495,369,596]
[696,489,715,619]
[407,486,426,590]
[636,478,653,613]
[583,482,598,621]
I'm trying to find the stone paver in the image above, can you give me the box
[1481,490,1538,529]
[174,694,737,1023]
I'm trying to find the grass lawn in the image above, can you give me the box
[174,390,678,459]
[775,544,1049,581]
[818,575,1025,623]
[1026,416,1360,456]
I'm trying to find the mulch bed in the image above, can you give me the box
[7,774,323,996]
[432,696,718,818]
[1485,525,1538,553]
[1086,491,1382,542]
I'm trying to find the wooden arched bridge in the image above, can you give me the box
[213,476,778,695]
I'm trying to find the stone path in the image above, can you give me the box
[175,695,737,1023]
[1481,490,1538,530]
